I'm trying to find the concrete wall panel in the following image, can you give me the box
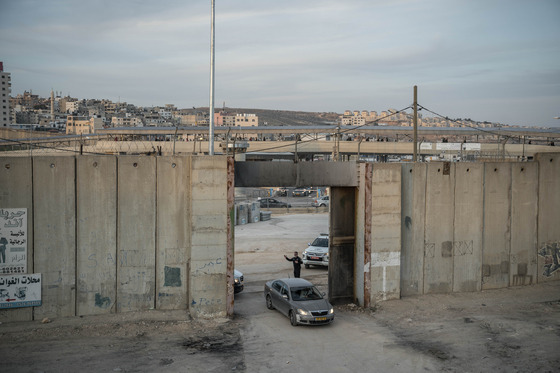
[537,154,560,282]
[424,163,455,294]
[189,156,228,317]
[156,157,190,310]
[400,163,426,296]
[76,156,117,315]
[0,157,34,322]
[371,164,401,302]
[354,164,368,306]
[234,161,358,187]
[482,163,512,289]
[453,163,483,292]
[117,156,156,312]
[33,157,76,318]
[511,162,538,286]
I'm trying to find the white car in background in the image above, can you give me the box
[312,195,329,207]
[302,233,329,268]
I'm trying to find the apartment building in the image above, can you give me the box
[112,116,143,127]
[66,115,103,135]
[234,113,258,127]
[0,62,10,127]
[340,113,365,126]
[341,109,411,126]
[214,111,236,126]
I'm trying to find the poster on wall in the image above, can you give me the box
[0,208,28,274]
[0,273,41,309]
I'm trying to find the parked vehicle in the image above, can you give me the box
[275,188,288,197]
[264,278,334,326]
[312,195,329,207]
[302,233,329,268]
[259,198,291,208]
[292,188,309,197]
[234,269,244,294]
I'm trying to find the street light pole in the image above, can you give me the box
[209,0,215,155]
[413,85,418,162]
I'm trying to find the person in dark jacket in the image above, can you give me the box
[284,251,303,278]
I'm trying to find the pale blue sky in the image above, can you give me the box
[1,0,559,127]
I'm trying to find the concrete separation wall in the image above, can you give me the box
[1,154,558,322]
[385,154,560,303]
[0,155,229,322]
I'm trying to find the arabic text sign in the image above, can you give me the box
[0,273,41,309]
[0,208,28,274]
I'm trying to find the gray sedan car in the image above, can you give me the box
[264,278,334,326]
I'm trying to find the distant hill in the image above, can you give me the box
[195,107,340,127]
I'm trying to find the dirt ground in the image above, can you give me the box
[1,213,559,372]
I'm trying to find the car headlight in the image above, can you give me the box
[297,309,310,316]
[328,307,334,314]
[234,278,240,284]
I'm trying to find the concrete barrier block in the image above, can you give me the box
[0,157,34,322]
[33,157,76,319]
[76,156,117,315]
[117,156,156,312]
[511,162,538,286]
[454,163,483,292]
[482,163,511,290]
[424,162,455,294]
[401,163,427,296]
[156,157,190,310]
[370,164,401,301]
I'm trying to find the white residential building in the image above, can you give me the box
[0,62,11,127]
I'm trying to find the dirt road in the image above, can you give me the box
[1,213,559,372]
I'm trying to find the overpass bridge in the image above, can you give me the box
[2,125,559,160]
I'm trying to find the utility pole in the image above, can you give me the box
[413,85,418,162]
[209,0,215,155]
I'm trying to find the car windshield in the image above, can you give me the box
[311,237,328,247]
[290,286,323,301]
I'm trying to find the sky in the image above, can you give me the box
[1,0,559,127]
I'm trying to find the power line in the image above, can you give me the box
[244,106,412,155]
[417,105,515,141]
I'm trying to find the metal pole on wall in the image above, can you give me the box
[209,0,215,155]
[413,85,418,162]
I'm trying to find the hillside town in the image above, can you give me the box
[1,63,542,137]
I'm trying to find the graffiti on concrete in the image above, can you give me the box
[424,241,473,258]
[538,241,560,277]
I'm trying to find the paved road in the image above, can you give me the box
[234,290,441,373]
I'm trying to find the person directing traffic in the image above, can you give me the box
[284,251,303,278]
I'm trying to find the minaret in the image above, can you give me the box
[50,89,55,123]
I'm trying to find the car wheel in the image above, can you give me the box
[289,310,298,326]
[320,203,326,207]
[305,264,310,269]
[266,294,274,310]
